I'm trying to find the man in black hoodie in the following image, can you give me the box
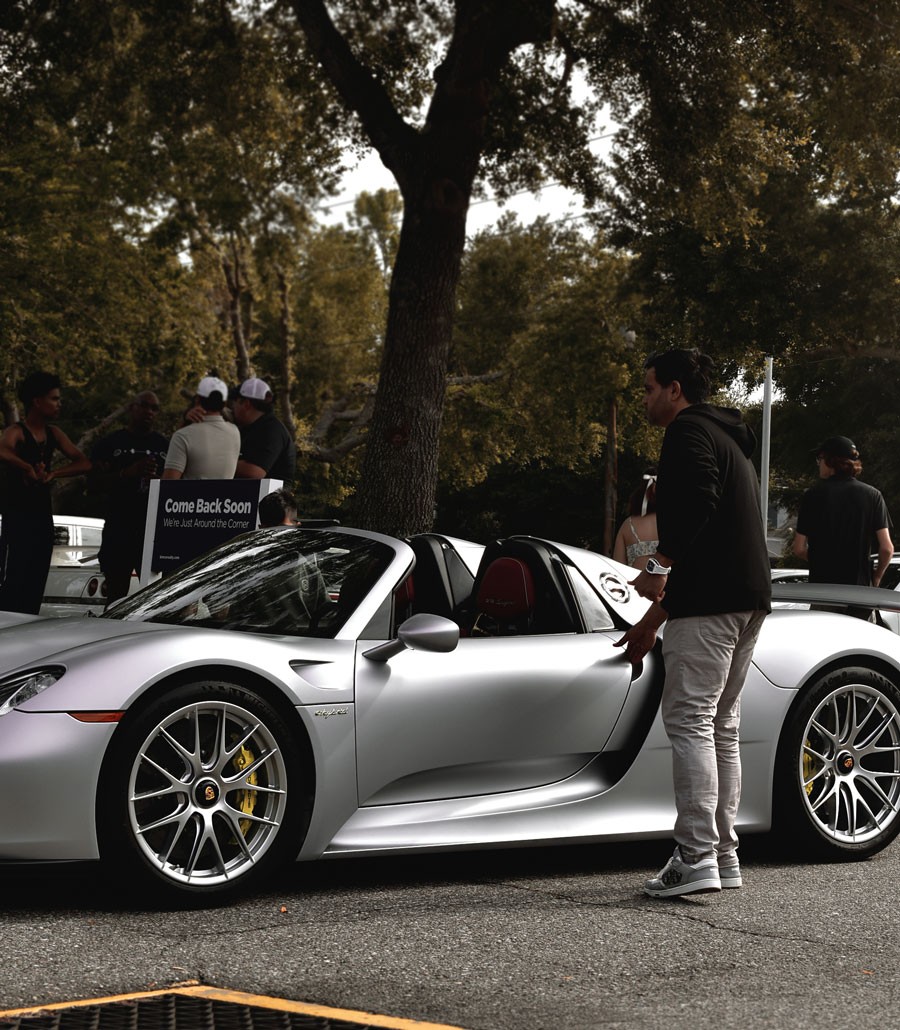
[615,348,771,898]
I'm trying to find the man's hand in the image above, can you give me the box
[614,623,658,665]
[614,604,668,666]
[183,404,205,425]
[629,553,673,604]
[630,569,666,604]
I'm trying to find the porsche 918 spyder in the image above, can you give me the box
[3,525,900,902]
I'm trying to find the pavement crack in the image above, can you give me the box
[478,878,839,949]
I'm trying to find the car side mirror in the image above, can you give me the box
[363,613,460,662]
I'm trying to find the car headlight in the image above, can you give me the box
[0,667,65,717]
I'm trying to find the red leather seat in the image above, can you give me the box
[471,557,535,635]
[393,574,415,627]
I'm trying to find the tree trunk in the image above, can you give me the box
[352,186,468,536]
[291,0,556,535]
[276,265,297,436]
[221,235,252,382]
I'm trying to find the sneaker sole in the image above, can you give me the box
[643,876,722,898]
[719,864,742,888]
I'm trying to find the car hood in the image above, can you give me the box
[0,612,173,674]
[0,610,358,714]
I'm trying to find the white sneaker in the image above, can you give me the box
[718,861,742,889]
[644,847,722,898]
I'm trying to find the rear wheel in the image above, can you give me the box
[99,680,309,901]
[775,666,900,859]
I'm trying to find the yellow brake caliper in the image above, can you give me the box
[803,740,817,795]
[233,745,258,836]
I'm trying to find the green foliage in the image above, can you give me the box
[443,216,649,492]
[0,110,225,431]
[765,353,900,526]
[596,1,900,374]
[4,0,900,539]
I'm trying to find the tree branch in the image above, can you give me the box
[76,404,130,453]
[447,370,507,387]
[287,0,420,190]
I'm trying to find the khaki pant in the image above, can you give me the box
[661,610,767,864]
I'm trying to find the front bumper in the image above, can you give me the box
[0,711,117,860]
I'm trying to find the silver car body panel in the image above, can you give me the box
[5,526,900,869]
[326,661,795,856]
[749,607,900,688]
[0,712,117,860]
[354,633,634,806]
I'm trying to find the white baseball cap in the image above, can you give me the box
[197,376,228,399]
[237,377,273,401]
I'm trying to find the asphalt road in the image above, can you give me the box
[4,835,899,1030]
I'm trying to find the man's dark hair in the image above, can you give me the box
[644,348,715,404]
[822,452,863,480]
[258,489,298,528]
[198,391,225,413]
[18,371,61,411]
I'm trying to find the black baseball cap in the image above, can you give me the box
[812,436,858,458]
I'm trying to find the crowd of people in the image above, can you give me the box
[0,372,296,614]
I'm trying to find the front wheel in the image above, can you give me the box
[98,680,310,901]
[775,666,900,859]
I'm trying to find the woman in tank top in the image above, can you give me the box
[0,372,90,614]
[613,471,659,570]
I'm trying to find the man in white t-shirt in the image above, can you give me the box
[163,377,240,480]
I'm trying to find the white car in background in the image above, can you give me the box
[42,515,111,616]
[0,515,135,617]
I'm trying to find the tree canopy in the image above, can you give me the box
[2,0,899,539]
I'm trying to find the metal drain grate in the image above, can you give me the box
[0,987,462,1030]
[1,993,363,1029]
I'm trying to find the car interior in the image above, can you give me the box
[395,535,583,638]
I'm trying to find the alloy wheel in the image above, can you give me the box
[126,700,289,886]
[799,682,900,845]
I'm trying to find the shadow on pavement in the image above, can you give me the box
[1,831,789,914]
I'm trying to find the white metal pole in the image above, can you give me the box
[760,356,773,534]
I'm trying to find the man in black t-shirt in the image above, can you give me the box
[90,391,169,604]
[793,435,893,595]
[230,377,296,486]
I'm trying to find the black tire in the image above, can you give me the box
[775,666,900,860]
[98,680,310,902]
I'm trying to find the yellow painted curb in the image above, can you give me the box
[0,987,180,1018]
[0,984,468,1030]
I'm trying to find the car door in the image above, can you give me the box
[353,631,634,806]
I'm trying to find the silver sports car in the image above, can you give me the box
[4,525,900,902]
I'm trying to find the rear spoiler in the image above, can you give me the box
[771,582,900,613]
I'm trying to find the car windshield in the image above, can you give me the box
[103,528,394,638]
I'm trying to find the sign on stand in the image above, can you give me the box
[139,479,282,584]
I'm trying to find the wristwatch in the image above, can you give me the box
[645,557,671,576]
